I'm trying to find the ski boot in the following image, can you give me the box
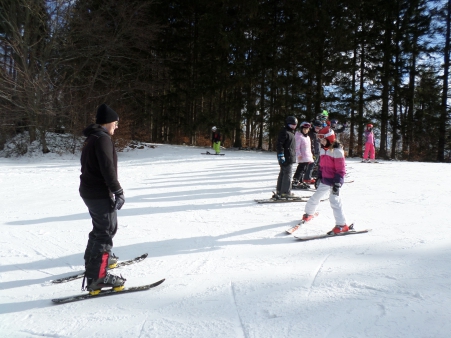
[302,213,315,222]
[303,179,316,185]
[294,182,311,189]
[280,192,296,198]
[86,273,127,295]
[327,225,350,235]
[108,253,119,269]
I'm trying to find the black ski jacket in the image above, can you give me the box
[276,126,296,165]
[79,124,122,199]
[308,128,320,156]
[212,131,221,143]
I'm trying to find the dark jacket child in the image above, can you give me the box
[275,116,297,198]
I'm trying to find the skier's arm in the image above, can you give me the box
[95,136,122,193]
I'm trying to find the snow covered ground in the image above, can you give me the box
[0,144,450,338]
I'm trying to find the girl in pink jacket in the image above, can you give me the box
[301,126,349,235]
[293,122,315,186]
[363,124,376,162]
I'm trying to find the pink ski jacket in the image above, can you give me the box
[318,145,346,186]
[364,130,374,145]
[294,131,314,163]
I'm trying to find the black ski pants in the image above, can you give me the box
[82,197,118,279]
[276,163,293,195]
[293,162,314,181]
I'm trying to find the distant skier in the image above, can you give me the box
[293,122,315,187]
[362,124,376,162]
[275,116,298,198]
[316,110,329,127]
[79,103,126,293]
[211,126,221,154]
[301,126,350,235]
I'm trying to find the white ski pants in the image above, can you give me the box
[304,182,347,226]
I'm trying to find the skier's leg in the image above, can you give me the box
[329,189,347,225]
[82,198,117,279]
[280,163,294,194]
[293,163,303,181]
[276,165,283,194]
[304,182,330,215]
[213,142,221,154]
[304,162,314,181]
[363,144,370,160]
[369,143,376,160]
[293,162,307,182]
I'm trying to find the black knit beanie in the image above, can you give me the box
[96,104,119,124]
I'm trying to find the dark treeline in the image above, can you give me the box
[0,0,450,161]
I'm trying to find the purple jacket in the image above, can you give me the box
[318,145,346,186]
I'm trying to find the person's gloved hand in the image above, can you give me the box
[332,183,341,196]
[113,189,125,210]
[277,153,285,165]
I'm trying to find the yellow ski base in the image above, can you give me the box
[89,285,124,296]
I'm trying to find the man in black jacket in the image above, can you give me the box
[275,116,297,198]
[79,103,126,293]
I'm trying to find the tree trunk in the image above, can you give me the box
[438,0,451,162]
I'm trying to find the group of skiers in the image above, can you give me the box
[77,102,376,294]
[275,111,376,236]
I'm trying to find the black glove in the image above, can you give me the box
[332,183,341,196]
[113,189,125,210]
[277,153,285,165]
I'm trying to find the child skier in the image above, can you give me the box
[363,124,376,162]
[211,126,221,154]
[301,126,349,235]
[275,116,297,198]
[293,122,315,187]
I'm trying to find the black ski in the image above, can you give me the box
[52,278,165,304]
[255,196,308,203]
[294,226,372,241]
[201,152,225,156]
[256,195,328,204]
[51,253,148,284]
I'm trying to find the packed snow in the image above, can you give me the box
[0,144,450,338]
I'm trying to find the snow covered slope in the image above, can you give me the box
[0,144,450,337]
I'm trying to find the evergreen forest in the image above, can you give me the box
[1,0,451,161]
